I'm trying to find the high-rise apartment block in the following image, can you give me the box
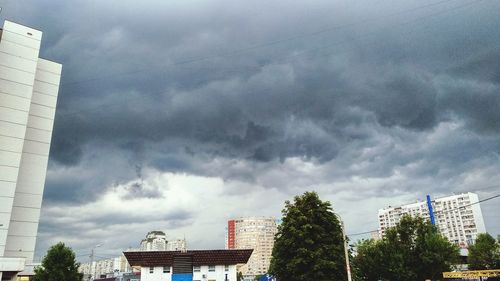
[140,231,168,251]
[226,217,277,279]
[165,238,187,251]
[139,231,187,252]
[378,192,486,246]
[0,21,61,280]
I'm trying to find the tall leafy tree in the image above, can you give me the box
[352,215,459,281]
[34,242,83,281]
[468,233,500,270]
[269,191,347,281]
[352,239,381,281]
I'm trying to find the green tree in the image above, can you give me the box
[468,233,500,270]
[34,242,83,281]
[237,272,244,281]
[352,215,459,281]
[352,239,382,281]
[269,191,347,281]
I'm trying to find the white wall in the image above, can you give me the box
[140,266,172,281]
[0,20,41,258]
[4,58,61,262]
[193,265,236,281]
[140,265,237,281]
[0,20,61,269]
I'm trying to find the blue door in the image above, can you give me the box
[172,273,193,281]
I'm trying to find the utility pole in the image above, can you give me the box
[335,214,352,281]
[89,244,102,281]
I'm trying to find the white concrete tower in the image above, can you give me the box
[0,20,62,280]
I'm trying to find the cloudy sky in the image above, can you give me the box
[2,0,500,261]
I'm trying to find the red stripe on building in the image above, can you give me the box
[227,220,236,249]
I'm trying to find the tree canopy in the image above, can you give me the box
[352,215,460,281]
[468,233,500,270]
[34,242,83,281]
[269,191,347,281]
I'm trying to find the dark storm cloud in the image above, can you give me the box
[13,0,493,200]
[14,0,493,168]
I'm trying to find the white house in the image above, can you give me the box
[124,250,253,281]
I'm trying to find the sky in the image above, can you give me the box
[2,0,500,261]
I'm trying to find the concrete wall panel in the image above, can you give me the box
[0,196,14,213]
[0,181,16,198]
[0,79,33,99]
[30,92,57,107]
[0,40,39,61]
[0,92,31,111]
[0,166,19,182]
[28,104,55,119]
[0,106,28,125]
[0,151,21,167]
[0,52,37,73]
[12,193,42,209]
[9,207,40,223]
[0,30,41,50]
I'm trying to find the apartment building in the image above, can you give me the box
[378,192,486,246]
[0,20,62,280]
[141,231,168,251]
[140,231,187,252]
[166,239,187,252]
[226,217,277,279]
[79,254,134,280]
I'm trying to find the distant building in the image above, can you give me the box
[79,254,133,280]
[141,231,168,251]
[226,217,277,279]
[378,192,486,246]
[139,231,187,252]
[166,239,187,252]
[124,249,252,281]
[0,20,62,281]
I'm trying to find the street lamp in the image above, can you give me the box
[89,243,102,280]
[335,213,352,281]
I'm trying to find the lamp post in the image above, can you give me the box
[89,243,102,281]
[335,214,352,281]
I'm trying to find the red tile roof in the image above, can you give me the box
[124,250,253,266]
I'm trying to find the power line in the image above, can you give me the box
[433,193,500,215]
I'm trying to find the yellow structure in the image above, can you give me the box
[443,269,500,279]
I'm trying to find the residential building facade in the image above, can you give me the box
[124,250,252,281]
[79,254,134,280]
[0,20,62,281]
[141,231,168,251]
[140,231,187,252]
[225,217,277,279]
[166,239,187,252]
[378,192,486,246]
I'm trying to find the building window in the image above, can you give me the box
[163,266,170,273]
[149,267,154,273]
[193,266,201,272]
[209,265,215,272]
[225,265,229,271]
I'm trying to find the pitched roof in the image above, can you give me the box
[123,249,253,266]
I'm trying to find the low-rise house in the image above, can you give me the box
[124,250,252,281]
